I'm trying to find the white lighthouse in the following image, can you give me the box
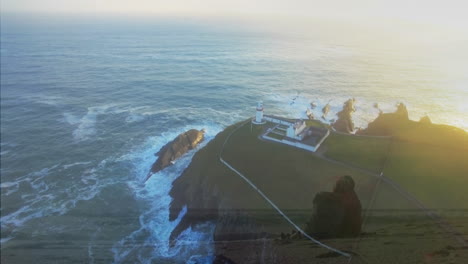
[252,101,266,125]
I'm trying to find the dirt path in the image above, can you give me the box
[219,120,353,258]
[220,120,468,253]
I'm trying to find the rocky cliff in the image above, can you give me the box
[332,98,356,133]
[146,129,205,181]
[168,122,267,239]
[166,114,468,263]
[357,103,467,149]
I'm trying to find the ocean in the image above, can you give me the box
[1,15,467,263]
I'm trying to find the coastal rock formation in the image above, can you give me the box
[357,102,410,136]
[304,175,362,239]
[356,103,410,136]
[373,102,383,114]
[420,115,432,124]
[395,102,409,120]
[306,108,314,120]
[358,103,467,149]
[332,98,356,133]
[145,129,205,181]
[321,103,330,119]
[168,122,279,262]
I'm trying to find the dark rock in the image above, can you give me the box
[357,103,410,136]
[358,103,468,149]
[322,103,330,119]
[420,115,432,124]
[332,98,356,133]
[146,129,205,181]
[374,103,383,114]
[304,175,362,239]
[306,109,314,120]
[395,102,409,120]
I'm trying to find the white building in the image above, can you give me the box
[254,102,331,153]
[252,101,266,124]
[286,120,306,140]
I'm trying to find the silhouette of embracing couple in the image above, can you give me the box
[305,175,362,239]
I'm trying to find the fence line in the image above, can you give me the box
[219,120,352,258]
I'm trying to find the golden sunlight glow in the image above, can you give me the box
[2,0,468,27]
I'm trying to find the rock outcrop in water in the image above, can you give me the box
[420,115,432,124]
[306,108,314,120]
[304,175,362,239]
[357,103,410,136]
[321,103,330,119]
[395,102,409,119]
[357,103,467,149]
[145,129,205,181]
[332,98,356,133]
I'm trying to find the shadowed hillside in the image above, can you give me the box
[168,116,468,263]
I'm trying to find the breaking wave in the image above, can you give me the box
[111,123,222,264]
[1,159,118,238]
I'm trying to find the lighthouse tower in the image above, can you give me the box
[252,101,266,124]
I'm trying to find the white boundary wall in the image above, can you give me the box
[262,129,330,153]
[264,116,293,126]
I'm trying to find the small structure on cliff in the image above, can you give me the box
[252,101,266,125]
[252,102,330,152]
[286,120,307,140]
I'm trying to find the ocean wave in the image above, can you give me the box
[62,161,92,170]
[30,95,63,106]
[0,158,118,239]
[111,123,222,263]
[62,112,81,125]
[72,105,115,141]
[0,237,13,245]
[62,103,244,142]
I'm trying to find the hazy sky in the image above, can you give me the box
[2,0,468,25]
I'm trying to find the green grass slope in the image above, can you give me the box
[323,133,391,173]
[324,119,468,210]
[169,118,468,263]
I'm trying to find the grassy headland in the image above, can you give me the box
[169,115,468,263]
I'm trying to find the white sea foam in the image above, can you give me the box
[175,222,216,264]
[112,123,222,263]
[87,227,101,264]
[266,91,426,131]
[31,95,63,106]
[0,159,117,238]
[71,105,150,138]
[73,106,112,141]
[62,112,81,125]
[0,237,13,245]
[125,113,146,123]
[0,181,19,188]
[2,184,19,196]
[62,161,92,170]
